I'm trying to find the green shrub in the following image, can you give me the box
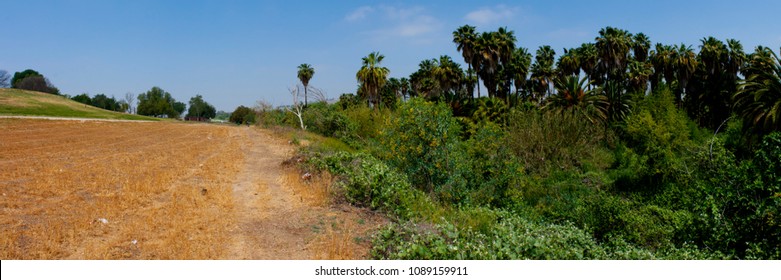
[378,98,465,200]
[618,88,696,189]
[372,209,719,260]
[505,109,611,175]
[302,102,358,143]
[309,151,435,219]
[462,122,524,207]
[371,211,609,260]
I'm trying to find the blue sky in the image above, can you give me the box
[2,0,780,111]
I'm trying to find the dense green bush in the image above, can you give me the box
[615,88,698,191]
[505,109,612,174]
[371,212,608,260]
[462,122,524,207]
[302,102,358,144]
[229,105,256,124]
[308,151,435,219]
[371,209,719,260]
[378,98,467,201]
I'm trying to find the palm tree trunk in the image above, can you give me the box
[476,77,481,98]
[304,85,308,107]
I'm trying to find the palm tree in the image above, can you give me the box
[557,48,581,78]
[356,52,390,110]
[735,46,781,134]
[462,68,478,100]
[545,75,607,124]
[410,58,438,99]
[650,43,675,91]
[509,47,532,102]
[496,27,517,99]
[297,63,315,106]
[530,45,556,102]
[387,77,401,100]
[453,25,478,98]
[674,43,698,105]
[475,31,500,98]
[627,60,652,94]
[577,43,599,87]
[602,81,632,123]
[632,33,651,62]
[726,39,746,80]
[433,55,463,101]
[595,26,632,81]
[689,37,729,127]
[399,77,410,101]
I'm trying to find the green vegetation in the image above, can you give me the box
[186,94,217,119]
[10,69,60,95]
[137,87,185,119]
[270,24,780,260]
[71,93,127,112]
[0,88,158,121]
[229,105,256,125]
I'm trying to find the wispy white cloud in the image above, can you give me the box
[464,5,519,25]
[345,6,374,22]
[346,5,443,44]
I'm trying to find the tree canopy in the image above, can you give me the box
[137,87,183,118]
[186,94,217,119]
[11,69,59,95]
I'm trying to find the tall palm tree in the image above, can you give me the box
[410,58,438,99]
[475,31,500,98]
[356,52,390,110]
[735,46,781,134]
[674,44,698,105]
[726,39,746,80]
[699,37,727,77]
[557,48,581,78]
[496,27,517,99]
[387,77,401,99]
[689,37,729,127]
[627,60,652,94]
[530,45,556,101]
[650,43,675,91]
[433,55,463,101]
[462,68,478,100]
[399,77,410,101]
[297,63,315,106]
[595,26,633,81]
[509,47,532,102]
[453,25,478,98]
[632,33,651,62]
[577,43,599,87]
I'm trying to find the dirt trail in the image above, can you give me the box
[225,127,318,259]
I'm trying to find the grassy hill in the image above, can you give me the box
[0,88,159,121]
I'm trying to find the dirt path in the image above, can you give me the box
[225,127,318,259]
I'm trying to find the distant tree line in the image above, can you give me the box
[71,93,128,112]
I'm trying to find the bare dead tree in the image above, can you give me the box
[287,85,306,130]
[306,86,328,104]
[124,92,136,114]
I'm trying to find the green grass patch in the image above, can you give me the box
[0,88,159,121]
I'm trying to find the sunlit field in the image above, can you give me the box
[0,119,243,259]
